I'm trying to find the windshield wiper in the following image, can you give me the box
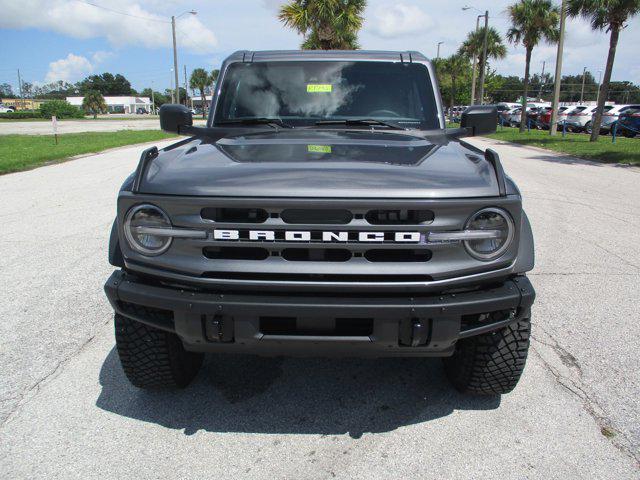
[216,118,294,129]
[314,118,407,130]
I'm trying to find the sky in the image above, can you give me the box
[0,0,639,98]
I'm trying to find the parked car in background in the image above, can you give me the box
[507,108,523,127]
[594,104,640,134]
[500,107,517,125]
[0,104,15,113]
[566,105,615,132]
[136,108,149,114]
[617,107,640,137]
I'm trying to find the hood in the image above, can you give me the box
[139,130,500,198]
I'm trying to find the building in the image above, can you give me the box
[66,96,152,114]
[0,98,48,110]
[191,95,213,110]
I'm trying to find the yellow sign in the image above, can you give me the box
[307,145,332,154]
[306,84,333,93]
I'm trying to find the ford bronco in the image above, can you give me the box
[104,50,535,395]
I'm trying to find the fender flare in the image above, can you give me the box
[108,219,124,268]
[514,211,535,273]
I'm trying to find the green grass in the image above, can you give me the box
[0,130,177,174]
[486,126,639,165]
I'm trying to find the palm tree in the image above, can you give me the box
[507,0,560,132]
[441,55,470,110]
[458,27,507,103]
[567,0,640,141]
[190,68,211,118]
[82,90,107,119]
[278,0,366,50]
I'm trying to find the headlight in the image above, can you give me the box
[124,204,172,255]
[464,207,514,260]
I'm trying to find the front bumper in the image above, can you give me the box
[105,270,535,357]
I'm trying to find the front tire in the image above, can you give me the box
[114,314,204,389]
[443,317,531,395]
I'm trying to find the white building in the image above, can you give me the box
[66,96,152,114]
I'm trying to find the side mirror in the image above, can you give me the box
[159,104,193,134]
[461,105,498,136]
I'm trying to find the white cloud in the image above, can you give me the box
[366,3,433,39]
[45,53,94,82]
[0,0,217,53]
[261,0,286,13]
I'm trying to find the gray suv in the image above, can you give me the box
[105,50,535,395]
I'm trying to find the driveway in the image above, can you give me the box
[0,138,638,479]
[0,117,207,135]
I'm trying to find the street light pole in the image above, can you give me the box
[171,16,180,104]
[477,11,489,105]
[436,41,444,60]
[580,66,587,104]
[469,14,481,105]
[549,0,566,136]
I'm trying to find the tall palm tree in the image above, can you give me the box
[442,54,471,110]
[278,0,366,50]
[567,0,640,141]
[190,68,211,118]
[507,0,560,132]
[458,27,507,103]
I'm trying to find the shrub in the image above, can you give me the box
[39,100,85,119]
[0,111,41,119]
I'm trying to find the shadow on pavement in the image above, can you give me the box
[96,348,500,438]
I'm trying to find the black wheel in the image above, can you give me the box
[443,318,531,395]
[114,314,204,389]
[622,129,636,138]
[585,121,592,134]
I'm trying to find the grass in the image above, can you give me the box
[0,130,177,174]
[0,116,160,122]
[486,126,639,165]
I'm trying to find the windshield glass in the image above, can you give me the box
[214,61,440,129]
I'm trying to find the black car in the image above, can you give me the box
[105,50,535,396]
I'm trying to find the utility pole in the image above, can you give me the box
[183,65,189,108]
[17,69,23,110]
[436,41,444,60]
[580,66,587,104]
[470,15,481,105]
[538,60,546,99]
[477,11,489,105]
[151,80,156,115]
[550,0,566,136]
[171,16,180,104]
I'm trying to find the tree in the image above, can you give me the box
[77,73,134,95]
[458,27,507,102]
[278,0,366,50]
[82,90,107,119]
[567,0,640,141]
[0,83,14,98]
[507,0,560,132]
[440,55,471,110]
[190,68,212,118]
[211,69,219,85]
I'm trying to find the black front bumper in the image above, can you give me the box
[104,271,535,357]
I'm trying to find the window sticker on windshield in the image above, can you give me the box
[307,145,332,154]
[307,84,332,93]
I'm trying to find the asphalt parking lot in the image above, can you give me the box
[1,138,639,478]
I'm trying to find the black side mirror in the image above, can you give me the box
[159,104,193,134]
[461,105,498,136]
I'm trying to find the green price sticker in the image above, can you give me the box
[307,84,333,93]
[307,145,332,154]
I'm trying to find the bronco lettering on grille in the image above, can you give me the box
[212,230,422,243]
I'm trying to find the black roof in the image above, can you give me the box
[225,50,430,63]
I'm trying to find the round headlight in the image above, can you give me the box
[124,204,172,255]
[464,207,514,261]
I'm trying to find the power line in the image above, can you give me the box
[73,0,169,23]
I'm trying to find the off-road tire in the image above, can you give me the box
[443,318,531,395]
[114,314,204,389]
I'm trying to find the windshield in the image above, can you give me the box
[213,61,440,129]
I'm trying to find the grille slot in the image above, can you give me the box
[202,272,434,282]
[364,249,432,263]
[365,209,434,225]
[282,248,352,262]
[204,246,270,260]
[201,207,268,223]
[281,209,353,225]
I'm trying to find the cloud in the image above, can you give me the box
[366,3,433,39]
[0,0,217,53]
[45,53,94,83]
[261,0,286,13]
